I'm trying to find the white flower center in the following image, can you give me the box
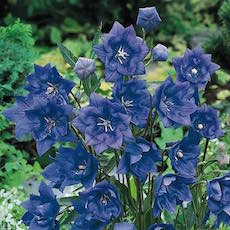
[164,96,174,112]
[198,123,203,130]
[46,82,58,95]
[175,149,183,161]
[44,117,56,133]
[75,160,87,175]
[100,194,110,205]
[115,46,129,64]
[121,96,133,110]
[191,68,198,75]
[97,117,114,132]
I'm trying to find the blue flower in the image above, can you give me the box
[114,222,136,230]
[112,79,150,127]
[3,95,33,139]
[152,76,197,128]
[152,44,169,62]
[73,180,122,229]
[72,93,132,154]
[207,172,230,227]
[117,137,161,183]
[24,64,75,104]
[136,7,161,31]
[153,174,195,216]
[21,182,60,230]
[42,141,98,192]
[148,223,175,230]
[26,97,76,155]
[167,135,200,176]
[74,57,96,80]
[190,104,223,139]
[93,21,149,82]
[72,213,107,230]
[4,96,76,155]
[172,46,220,89]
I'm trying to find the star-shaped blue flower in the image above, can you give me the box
[73,180,121,229]
[152,76,197,128]
[72,93,132,154]
[21,182,60,230]
[24,64,75,104]
[136,6,162,31]
[190,104,224,139]
[172,46,220,89]
[153,174,195,216]
[4,96,76,155]
[117,137,161,183]
[93,21,149,82]
[167,135,200,176]
[112,79,150,128]
[42,141,98,192]
[207,173,230,228]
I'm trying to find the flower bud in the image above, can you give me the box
[152,44,169,61]
[74,57,95,80]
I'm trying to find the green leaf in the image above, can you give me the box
[90,22,102,59]
[58,196,79,206]
[57,43,78,68]
[50,26,62,44]
[155,122,183,149]
[110,176,137,214]
[130,176,137,200]
[82,73,101,97]
[103,155,116,175]
[60,209,76,225]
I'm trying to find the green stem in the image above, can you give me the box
[202,138,209,162]
[142,28,146,41]
[175,206,181,228]
[200,138,210,174]
[114,150,121,182]
[182,205,188,230]
[136,179,143,230]
[150,175,154,224]
[70,91,81,108]
[145,58,152,67]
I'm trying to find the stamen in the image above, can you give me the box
[100,194,110,205]
[198,123,203,130]
[44,117,56,133]
[115,46,129,64]
[191,68,198,75]
[46,82,58,95]
[121,96,133,110]
[75,160,87,175]
[177,150,183,158]
[97,117,114,132]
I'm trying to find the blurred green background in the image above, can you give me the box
[0,0,230,229]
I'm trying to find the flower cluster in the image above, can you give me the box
[4,4,227,230]
[3,64,76,155]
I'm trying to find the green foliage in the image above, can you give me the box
[204,0,230,68]
[0,20,41,189]
[155,122,183,149]
[0,19,36,102]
